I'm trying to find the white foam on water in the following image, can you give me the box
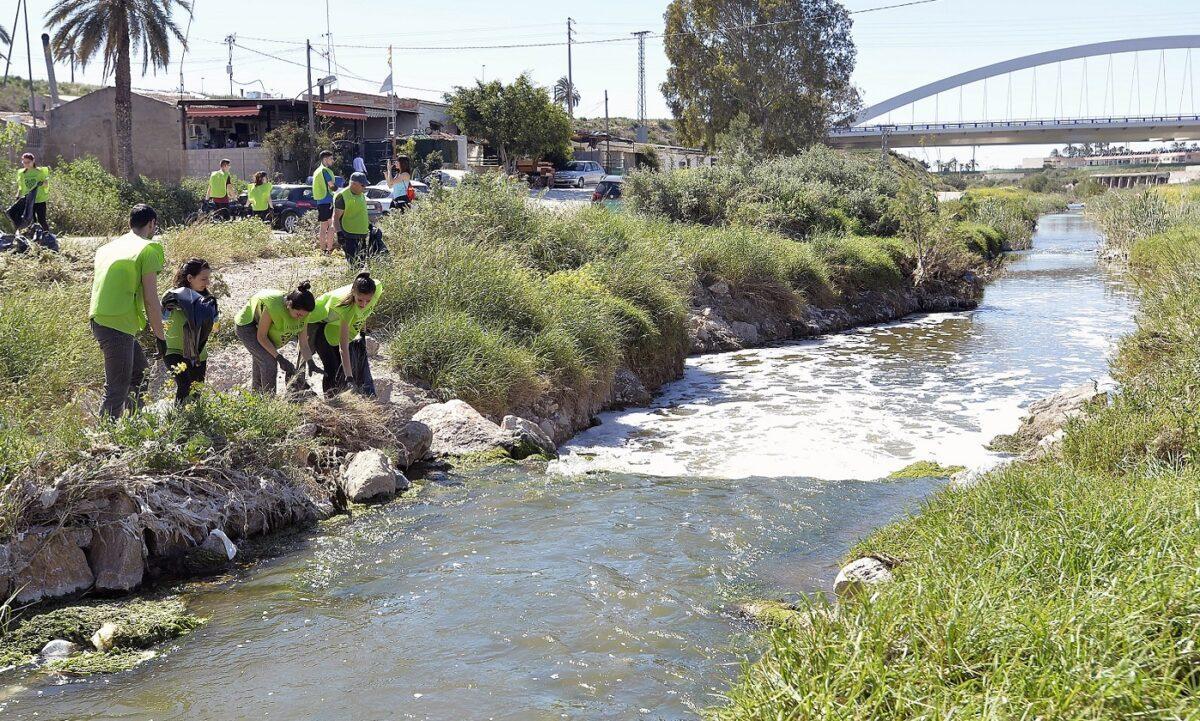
[553,220,1136,483]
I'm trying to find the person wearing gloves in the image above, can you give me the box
[234,282,322,394]
[161,258,218,403]
[12,152,50,231]
[89,204,165,419]
[310,271,381,396]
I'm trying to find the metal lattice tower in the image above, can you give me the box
[633,31,650,142]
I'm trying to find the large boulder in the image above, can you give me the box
[339,449,401,502]
[394,420,433,469]
[610,367,652,409]
[86,492,145,592]
[10,528,95,603]
[501,416,558,459]
[990,381,1106,456]
[834,556,895,599]
[88,521,145,592]
[412,400,510,458]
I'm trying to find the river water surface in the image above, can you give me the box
[3,214,1135,721]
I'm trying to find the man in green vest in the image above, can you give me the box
[208,159,235,207]
[312,150,337,252]
[89,204,166,419]
[334,172,373,264]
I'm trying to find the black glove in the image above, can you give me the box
[306,359,325,376]
[155,337,167,360]
[276,355,297,377]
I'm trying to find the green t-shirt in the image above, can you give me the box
[208,170,232,199]
[313,282,383,346]
[312,165,335,202]
[334,189,370,235]
[89,232,166,336]
[247,182,273,211]
[235,290,324,348]
[16,166,49,202]
[164,304,213,360]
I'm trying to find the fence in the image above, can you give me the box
[185,148,270,181]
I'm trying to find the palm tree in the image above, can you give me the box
[0,24,9,62]
[553,76,580,112]
[46,0,190,180]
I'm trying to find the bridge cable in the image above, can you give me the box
[1161,49,1169,116]
[1129,52,1140,116]
[1078,57,1088,118]
[1150,50,1164,116]
[1006,72,1013,122]
[983,76,988,121]
[1055,61,1063,119]
[1031,66,1038,119]
[1103,54,1113,117]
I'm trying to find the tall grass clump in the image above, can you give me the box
[1087,188,1200,254]
[371,177,695,416]
[715,183,1200,721]
[625,146,907,238]
[160,217,310,269]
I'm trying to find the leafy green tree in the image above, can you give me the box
[891,177,940,286]
[553,76,580,111]
[46,0,190,180]
[661,0,859,154]
[447,74,572,172]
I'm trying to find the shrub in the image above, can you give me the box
[813,235,906,294]
[387,310,544,416]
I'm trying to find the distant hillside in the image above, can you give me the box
[0,77,100,113]
[574,117,686,147]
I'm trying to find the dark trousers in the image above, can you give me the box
[338,228,388,265]
[31,202,48,231]
[91,320,149,419]
[164,353,207,403]
[311,323,375,397]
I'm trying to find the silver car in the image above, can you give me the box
[553,160,607,188]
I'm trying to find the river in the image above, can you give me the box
[1,213,1135,721]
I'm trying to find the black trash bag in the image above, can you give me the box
[5,188,36,231]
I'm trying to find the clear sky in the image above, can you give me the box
[9,0,1200,167]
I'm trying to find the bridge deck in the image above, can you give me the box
[827,115,1200,149]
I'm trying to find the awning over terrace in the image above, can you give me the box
[185,105,262,118]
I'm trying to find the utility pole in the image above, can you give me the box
[633,31,650,143]
[2,0,20,86]
[324,0,334,78]
[604,89,610,173]
[224,34,235,96]
[566,18,576,118]
[22,0,34,128]
[306,40,315,136]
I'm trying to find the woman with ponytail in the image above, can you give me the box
[234,281,322,394]
[310,271,382,396]
[161,258,217,402]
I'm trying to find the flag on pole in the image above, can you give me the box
[379,44,393,94]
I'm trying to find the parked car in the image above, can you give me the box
[267,184,317,234]
[426,169,468,188]
[553,160,606,188]
[366,181,431,217]
[592,175,624,210]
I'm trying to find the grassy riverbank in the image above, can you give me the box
[716,187,1200,719]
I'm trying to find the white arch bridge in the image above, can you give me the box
[827,36,1200,150]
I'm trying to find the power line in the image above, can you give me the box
[236,0,940,53]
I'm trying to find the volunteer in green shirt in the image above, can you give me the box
[309,271,381,396]
[15,152,50,231]
[208,159,234,205]
[247,171,274,222]
[89,204,166,419]
[312,150,337,252]
[334,172,373,264]
[233,282,321,394]
[162,258,217,403]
